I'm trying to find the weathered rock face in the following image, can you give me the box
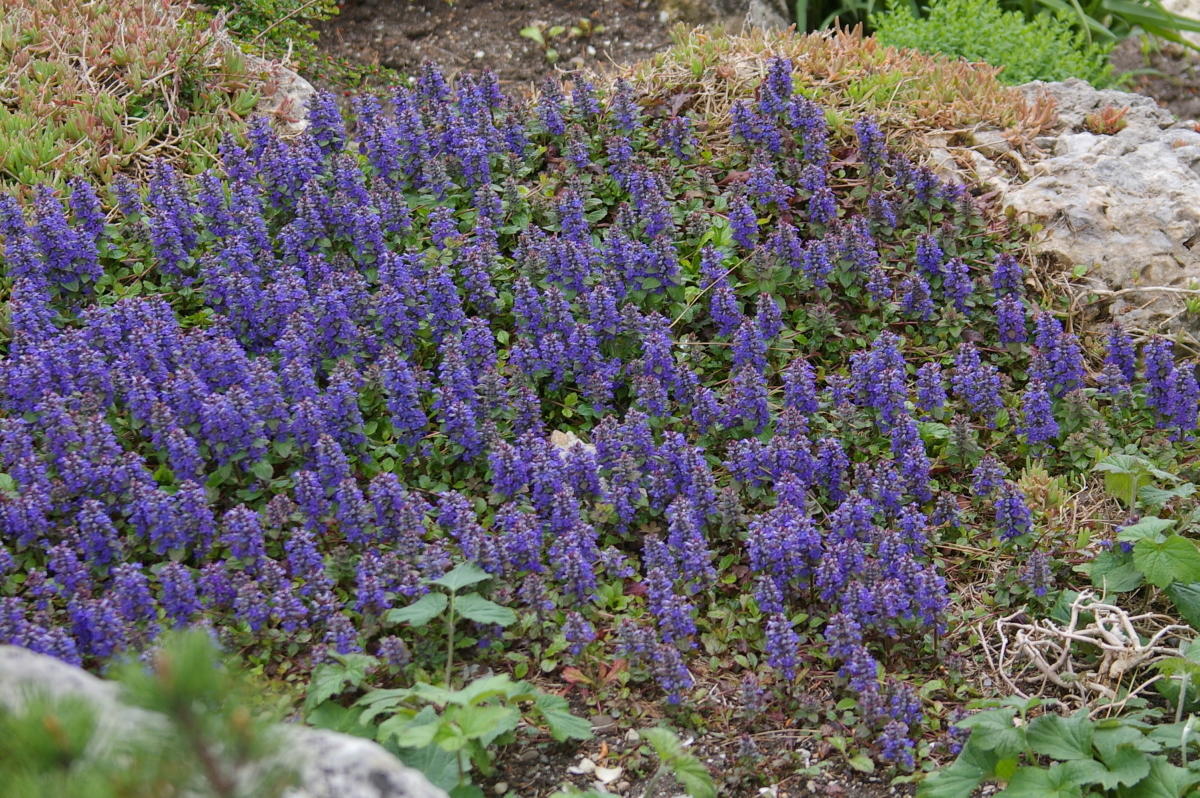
[658,0,793,30]
[930,78,1200,338]
[213,30,316,135]
[0,645,447,798]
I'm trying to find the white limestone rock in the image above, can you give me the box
[929,79,1200,336]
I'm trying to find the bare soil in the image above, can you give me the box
[316,0,676,91]
[1111,37,1200,122]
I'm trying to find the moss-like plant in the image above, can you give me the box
[871,0,1115,86]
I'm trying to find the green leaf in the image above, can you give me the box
[250,459,274,481]
[1026,711,1094,761]
[641,727,715,798]
[452,674,519,706]
[450,786,486,798]
[1165,582,1200,629]
[391,719,443,749]
[1115,756,1200,798]
[1088,551,1145,593]
[998,763,1083,797]
[917,739,998,798]
[1139,483,1196,509]
[1093,745,1152,789]
[430,562,491,592]
[1116,517,1176,543]
[395,742,460,791]
[386,592,448,627]
[304,653,379,714]
[1094,725,1161,761]
[450,704,520,743]
[847,754,875,773]
[1134,535,1200,588]
[1146,719,1200,748]
[534,691,593,742]
[519,25,545,45]
[453,593,517,627]
[304,700,376,739]
[958,709,1026,759]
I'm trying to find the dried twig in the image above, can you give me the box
[980,591,1190,717]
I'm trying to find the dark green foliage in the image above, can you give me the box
[796,0,1200,51]
[921,697,1200,797]
[871,0,1115,85]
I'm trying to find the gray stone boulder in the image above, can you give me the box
[928,78,1200,339]
[658,0,793,30]
[212,30,316,135]
[0,645,446,798]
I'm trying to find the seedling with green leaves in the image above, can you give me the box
[303,563,591,795]
[640,727,716,798]
[386,562,517,686]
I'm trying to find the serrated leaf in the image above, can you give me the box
[958,709,1026,758]
[454,592,517,627]
[1094,725,1161,761]
[1088,551,1145,592]
[304,700,376,739]
[1115,756,1200,798]
[998,763,1083,797]
[1140,483,1196,509]
[449,704,520,743]
[672,755,716,798]
[1165,582,1200,629]
[304,653,379,714]
[534,692,593,742]
[1026,711,1093,761]
[1117,517,1176,543]
[452,674,518,706]
[1094,744,1152,789]
[641,727,715,798]
[916,741,998,798]
[1146,719,1200,748]
[391,719,442,749]
[430,562,491,592]
[394,742,459,792]
[1134,535,1200,588]
[386,592,448,627]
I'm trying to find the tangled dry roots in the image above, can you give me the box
[981,590,1192,716]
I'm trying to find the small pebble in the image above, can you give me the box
[493,782,508,795]
[624,729,641,744]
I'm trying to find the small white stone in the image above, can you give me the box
[595,765,623,784]
[624,729,641,744]
[474,50,485,60]
[569,757,596,775]
[493,782,508,795]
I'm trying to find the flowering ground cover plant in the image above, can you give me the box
[0,51,1198,793]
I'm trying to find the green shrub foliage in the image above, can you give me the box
[872,0,1115,85]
